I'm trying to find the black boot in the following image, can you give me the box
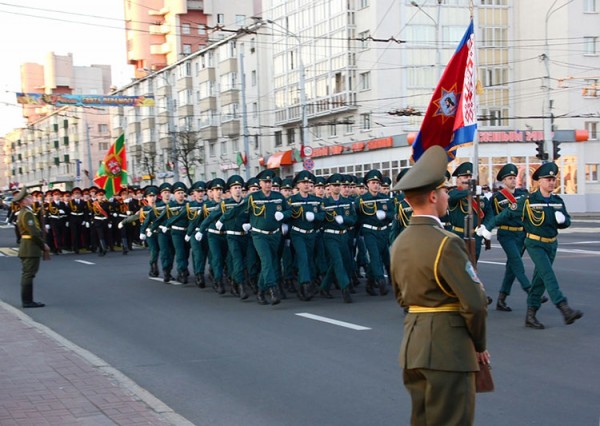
[270,286,281,305]
[278,281,287,300]
[257,290,268,305]
[319,289,334,299]
[122,238,128,255]
[342,288,353,304]
[525,307,544,329]
[557,302,583,325]
[366,278,377,296]
[284,279,296,293]
[496,292,512,312]
[179,271,188,284]
[217,277,226,295]
[196,273,206,288]
[230,280,240,296]
[149,262,159,277]
[163,270,173,283]
[239,282,248,300]
[301,282,313,301]
[377,278,389,296]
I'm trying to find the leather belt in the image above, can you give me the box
[208,228,225,235]
[408,302,461,313]
[48,215,60,219]
[362,224,388,231]
[452,226,464,233]
[171,225,186,231]
[70,212,84,216]
[324,229,346,235]
[526,233,557,243]
[499,225,523,232]
[252,227,280,235]
[291,226,313,234]
[226,230,246,236]
[94,216,107,220]
[21,235,32,239]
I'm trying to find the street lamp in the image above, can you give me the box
[411,1,442,81]
[263,18,310,152]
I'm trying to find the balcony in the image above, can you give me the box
[219,57,238,74]
[178,104,194,117]
[141,117,155,130]
[150,43,171,55]
[200,125,218,140]
[220,90,239,106]
[142,141,157,154]
[176,76,193,91]
[222,120,240,137]
[127,121,141,134]
[198,67,215,82]
[159,135,171,150]
[187,0,204,10]
[199,96,217,111]
[149,24,170,35]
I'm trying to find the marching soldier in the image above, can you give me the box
[161,182,191,284]
[90,189,111,256]
[185,181,207,287]
[47,189,68,254]
[142,183,174,282]
[495,162,583,329]
[126,186,161,277]
[389,168,413,245]
[67,187,87,254]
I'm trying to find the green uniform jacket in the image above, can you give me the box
[391,216,487,372]
[448,189,494,231]
[491,188,528,226]
[17,207,45,257]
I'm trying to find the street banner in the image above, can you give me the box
[94,134,128,198]
[16,93,155,108]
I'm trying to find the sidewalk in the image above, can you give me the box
[0,301,193,426]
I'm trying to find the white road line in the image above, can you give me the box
[560,241,600,245]
[295,313,371,331]
[558,248,600,255]
[148,277,164,282]
[74,260,95,265]
[478,260,506,266]
[148,277,183,285]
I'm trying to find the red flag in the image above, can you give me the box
[93,134,127,198]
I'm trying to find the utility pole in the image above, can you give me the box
[165,74,180,181]
[239,50,251,179]
[85,122,93,186]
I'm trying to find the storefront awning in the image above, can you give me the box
[266,150,295,169]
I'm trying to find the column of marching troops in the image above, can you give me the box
[6,160,582,327]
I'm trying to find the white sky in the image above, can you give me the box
[0,0,133,135]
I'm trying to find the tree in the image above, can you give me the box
[172,130,204,187]
[141,148,157,185]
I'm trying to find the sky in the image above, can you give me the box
[0,0,133,135]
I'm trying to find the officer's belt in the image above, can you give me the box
[362,224,388,231]
[324,229,346,235]
[499,225,523,232]
[21,235,32,239]
[252,227,280,235]
[48,215,61,219]
[208,228,225,235]
[94,216,107,220]
[70,212,84,216]
[291,226,313,234]
[452,226,464,233]
[526,233,557,243]
[226,230,246,236]
[171,225,186,231]
[408,302,461,313]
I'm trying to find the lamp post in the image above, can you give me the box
[265,19,310,152]
[411,1,442,81]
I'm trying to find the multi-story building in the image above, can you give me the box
[124,0,254,78]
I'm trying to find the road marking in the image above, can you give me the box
[558,248,600,255]
[149,277,164,282]
[295,313,371,331]
[75,260,95,265]
[148,277,183,285]
[479,260,505,266]
[0,247,18,257]
[560,241,600,245]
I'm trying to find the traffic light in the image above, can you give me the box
[535,140,548,161]
[552,140,561,160]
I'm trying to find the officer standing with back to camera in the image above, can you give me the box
[15,187,51,308]
[390,146,489,426]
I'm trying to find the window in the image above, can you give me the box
[359,0,369,9]
[275,131,283,147]
[584,0,597,12]
[235,15,246,26]
[217,14,225,24]
[199,81,214,98]
[198,24,206,35]
[584,36,597,55]
[287,128,295,145]
[586,164,599,182]
[251,70,257,86]
[178,90,192,105]
[252,102,258,117]
[345,116,353,133]
[330,123,337,136]
[359,72,371,91]
[99,142,109,151]
[358,30,370,49]
[585,121,598,139]
[361,113,371,130]
[582,79,598,96]
[221,140,228,155]
[98,124,108,133]
[182,23,191,35]
[220,72,237,91]
[199,110,216,127]
[209,142,216,157]
[183,44,192,55]
[221,104,239,121]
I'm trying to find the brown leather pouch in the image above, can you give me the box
[475,362,494,393]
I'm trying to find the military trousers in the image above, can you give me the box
[245,235,261,282]
[171,230,189,274]
[20,256,41,303]
[147,234,159,265]
[226,234,248,285]
[251,231,281,290]
[207,232,228,281]
[190,234,208,276]
[362,229,390,280]
[157,232,174,272]
[497,230,530,295]
[525,238,566,308]
[314,231,328,276]
[321,232,352,290]
[290,231,317,285]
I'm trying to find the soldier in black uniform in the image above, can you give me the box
[90,189,111,256]
[66,187,87,254]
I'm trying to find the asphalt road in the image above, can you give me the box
[0,224,598,425]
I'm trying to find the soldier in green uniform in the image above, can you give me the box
[357,170,394,296]
[312,176,329,283]
[448,162,494,261]
[288,171,325,300]
[390,146,489,426]
[15,188,51,308]
[142,183,174,282]
[138,186,161,277]
[185,181,207,287]
[320,173,357,303]
[160,182,191,284]
[491,164,543,311]
[389,168,412,245]
[244,178,261,294]
[495,162,583,329]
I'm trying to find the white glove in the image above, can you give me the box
[59,209,65,214]
[112,213,118,217]
[124,198,131,203]
[195,231,203,241]
[281,224,289,235]
[108,223,112,229]
[65,222,69,228]
[376,210,386,221]
[476,225,492,240]
[184,234,191,242]
[146,229,152,237]
[555,211,566,224]
[305,211,315,222]
[335,215,344,225]
[242,223,252,232]
[117,222,124,229]
[159,225,168,233]
[475,185,483,196]
[45,224,50,231]
[215,220,223,230]
[126,211,132,216]
[274,211,284,221]
[139,233,146,241]
[85,222,90,229]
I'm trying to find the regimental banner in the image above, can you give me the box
[16,93,155,107]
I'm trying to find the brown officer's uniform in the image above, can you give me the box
[390,146,488,426]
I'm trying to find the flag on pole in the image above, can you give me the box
[411,20,478,162]
[236,151,247,167]
[93,134,127,198]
